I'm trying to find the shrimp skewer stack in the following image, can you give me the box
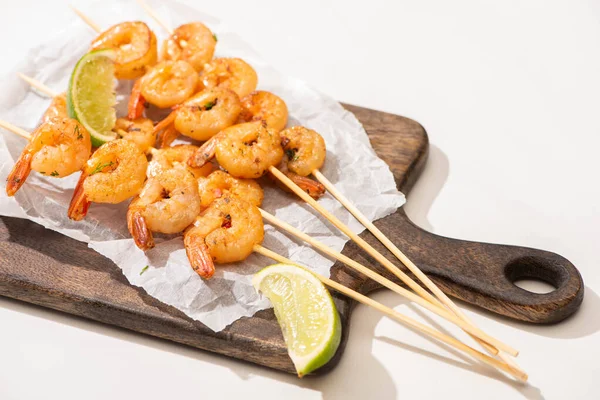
[12,75,497,357]
[125,7,522,374]
[4,7,528,380]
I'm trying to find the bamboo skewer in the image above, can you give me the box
[268,165,518,357]
[70,5,102,33]
[17,73,57,98]
[136,0,174,35]
[0,120,31,140]
[260,209,516,355]
[314,171,496,354]
[253,244,527,382]
[311,170,526,371]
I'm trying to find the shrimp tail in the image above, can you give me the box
[188,137,217,168]
[184,233,215,279]
[68,171,91,221]
[287,172,326,200]
[159,124,181,149]
[153,111,176,135]
[6,151,33,196]
[127,208,155,251]
[128,79,147,120]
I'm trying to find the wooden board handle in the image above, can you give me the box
[336,208,584,324]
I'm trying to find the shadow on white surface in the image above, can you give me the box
[299,295,401,400]
[301,290,546,400]
[405,304,544,400]
[498,286,600,340]
[0,295,396,399]
[403,144,449,232]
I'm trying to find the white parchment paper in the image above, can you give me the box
[0,0,405,331]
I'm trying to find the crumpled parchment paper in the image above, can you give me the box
[0,0,405,331]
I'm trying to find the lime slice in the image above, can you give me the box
[67,49,117,147]
[253,263,342,377]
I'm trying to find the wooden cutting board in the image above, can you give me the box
[0,105,584,374]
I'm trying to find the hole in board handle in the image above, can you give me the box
[512,279,556,294]
[505,256,563,295]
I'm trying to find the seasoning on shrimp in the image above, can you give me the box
[173,87,242,141]
[273,126,327,199]
[128,164,201,251]
[148,144,213,179]
[189,121,283,179]
[90,21,158,80]
[161,22,217,72]
[237,90,288,132]
[138,60,198,109]
[68,139,148,220]
[184,196,264,279]
[6,117,91,196]
[197,170,263,210]
[279,126,326,176]
[201,58,258,99]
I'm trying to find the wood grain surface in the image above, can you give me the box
[0,104,584,374]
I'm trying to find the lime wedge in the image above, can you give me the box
[67,49,117,147]
[253,263,342,377]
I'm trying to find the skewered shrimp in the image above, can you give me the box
[148,144,213,179]
[237,91,288,132]
[41,93,68,123]
[173,87,241,141]
[184,196,264,279]
[280,126,326,176]
[197,170,263,209]
[200,58,258,98]
[114,117,156,153]
[161,22,217,72]
[152,87,241,146]
[90,21,158,80]
[68,139,148,220]
[275,126,327,199]
[5,118,91,196]
[139,60,198,109]
[128,164,201,251]
[189,121,283,179]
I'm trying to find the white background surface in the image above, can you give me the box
[0,0,599,399]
